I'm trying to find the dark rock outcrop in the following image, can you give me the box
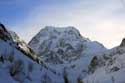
[120,38,125,47]
[0,23,40,64]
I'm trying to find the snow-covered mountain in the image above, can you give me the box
[29,26,107,83]
[29,26,106,64]
[1,24,125,83]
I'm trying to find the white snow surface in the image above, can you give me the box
[83,46,125,83]
[0,39,64,83]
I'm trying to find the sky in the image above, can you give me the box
[0,0,125,49]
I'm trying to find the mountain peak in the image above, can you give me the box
[44,26,78,30]
[29,26,106,64]
[38,26,83,39]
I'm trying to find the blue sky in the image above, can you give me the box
[0,0,125,48]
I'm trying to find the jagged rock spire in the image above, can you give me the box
[0,23,12,41]
[120,38,125,47]
[0,23,7,31]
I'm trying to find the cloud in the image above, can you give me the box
[12,0,125,48]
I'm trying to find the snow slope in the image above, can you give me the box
[0,24,63,83]
[82,39,125,83]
